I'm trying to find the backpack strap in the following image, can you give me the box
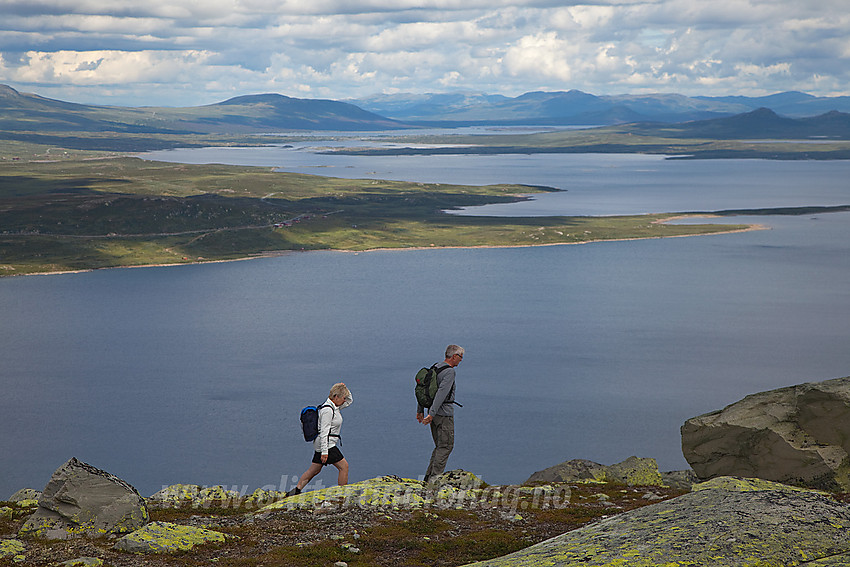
[318,403,340,439]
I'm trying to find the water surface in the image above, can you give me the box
[2,211,849,497]
[2,145,850,497]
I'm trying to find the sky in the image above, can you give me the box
[0,0,848,107]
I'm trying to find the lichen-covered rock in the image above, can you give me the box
[263,475,430,511]
[428,470,485,488]
[148,484,244,507]
[526,456,663,486]
[8,489,41,503]
[465,476,850,566]
[113,521,230,554]
[0,507,12,520]
[242,487,287,508]
[0,539,25,559]
[682,375,850,490]
[659,469,698,491]
[692,475,829,494]
[260,471,568,513]
[18,457,149,540]
[526,459,607,484]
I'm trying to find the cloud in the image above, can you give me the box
[3,49,249,89]
[0,0,848,106]
[502,32,576,81]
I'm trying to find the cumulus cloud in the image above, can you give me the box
[0,0,847,105]
[8,50,216,84]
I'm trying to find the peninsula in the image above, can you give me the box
[0,147,752,276]
[5,85,850,276]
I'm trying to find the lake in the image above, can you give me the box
[2,142,850,498]
[145,142,850,215]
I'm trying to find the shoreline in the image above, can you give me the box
[4,216,765,278]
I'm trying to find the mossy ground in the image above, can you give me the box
[0,482,686,566]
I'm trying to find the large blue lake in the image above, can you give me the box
[2,138,850,498]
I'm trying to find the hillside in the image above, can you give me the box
[620,107,850,140]
[0,85,404,133]
[350,89,850,125]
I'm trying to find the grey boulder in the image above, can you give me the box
[525,456,664,486]
[682,375,850,490]
[19,457,149,539]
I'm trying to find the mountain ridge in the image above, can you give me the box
[0,85,405,133]
[349,89,850,125]
[622,107,850,139]
[3,83,850,134]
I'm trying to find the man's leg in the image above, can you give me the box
[425,415,454,480]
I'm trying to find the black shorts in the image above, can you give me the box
[312,446,344,466]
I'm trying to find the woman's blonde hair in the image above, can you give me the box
[330,382,350,399]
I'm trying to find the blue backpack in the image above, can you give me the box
[300,403,334,442]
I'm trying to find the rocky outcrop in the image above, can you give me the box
[681,375,850,490]
[261,470,570,514]
[113,521,231,554]
[464,476,850,566]
[149,484,244,506]
[18,457,149,540]
[149,483,286,509]
[8,488,41,505]
[525,456,667,486]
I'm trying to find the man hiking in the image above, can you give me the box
[417,344,464,482]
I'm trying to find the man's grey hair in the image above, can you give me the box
[445,344,465,358]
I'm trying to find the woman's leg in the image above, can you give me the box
[296,462,323,490]
[333,458,349,486]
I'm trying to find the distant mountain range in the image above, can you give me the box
[622,107,850,140]
[348,90,850,126]
[2,83,850,136]
[0,84,403,133]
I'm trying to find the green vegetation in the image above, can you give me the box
[0,141,752,276]
[334,126,850,160]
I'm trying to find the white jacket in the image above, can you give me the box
[313,392,353,454]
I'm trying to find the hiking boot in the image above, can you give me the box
[285,487,302,497]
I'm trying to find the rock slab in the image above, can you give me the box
[113,521,229,554]
[261,470,570,513]
[525,456,664,486]
[682,375,850,490]
[18,457,149,539]
[465,476,850,566]
[8,489,41,504]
